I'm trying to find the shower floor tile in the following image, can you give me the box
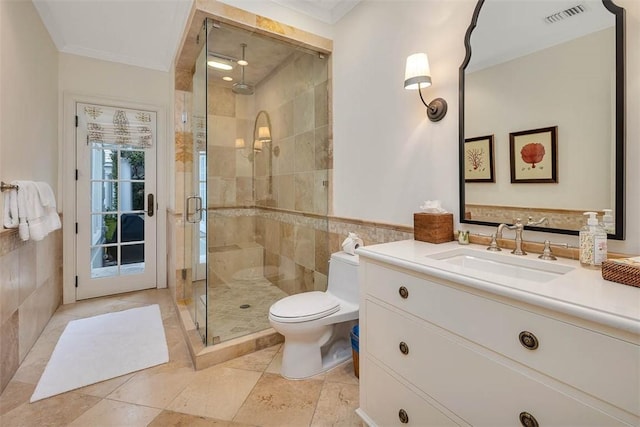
[204,279,288,344]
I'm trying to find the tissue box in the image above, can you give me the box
[414,213,453,244]
[602,258,640,288]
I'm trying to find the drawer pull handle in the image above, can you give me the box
[519,331,539,350]
[519,411,539,427]
[399,286,409,299]
[399,408,409,424]
[399,341,409,355]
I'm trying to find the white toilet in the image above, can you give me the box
[268,251,359,379]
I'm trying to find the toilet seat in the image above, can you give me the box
[269,291,340,323]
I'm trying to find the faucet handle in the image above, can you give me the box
[538,240,557,260]
[486,234,502,252]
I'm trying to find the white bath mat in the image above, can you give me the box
[31,304,169,402]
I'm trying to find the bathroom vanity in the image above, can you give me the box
[355,240,640,426]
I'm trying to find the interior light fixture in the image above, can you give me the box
[237,59,248,66]
[404,52,447,122]
[253,139,263,152]
[207,60,233,71]
[258,126,271,143]
[222,76,233,82]
[235,138,245,149]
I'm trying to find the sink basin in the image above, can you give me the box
[426,248,574,283]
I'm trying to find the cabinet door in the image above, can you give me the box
[366,301,630,426]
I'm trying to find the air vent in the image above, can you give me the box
[545,4,587,23]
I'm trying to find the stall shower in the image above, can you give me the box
[181,19,331,347]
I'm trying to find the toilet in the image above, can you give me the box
[268,251,359,379]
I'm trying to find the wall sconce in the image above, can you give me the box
[253,139,263,152]
[258,126,271,143]
[404,52,447,122]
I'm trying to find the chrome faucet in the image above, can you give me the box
[497,218,526,255]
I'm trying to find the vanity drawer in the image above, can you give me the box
[366,301,631,426]
[364,261,640,415]
[363,357,460,427]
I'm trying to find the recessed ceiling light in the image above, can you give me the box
[237,59,248,66]
[207,60,233,70]
[222,76,233,82]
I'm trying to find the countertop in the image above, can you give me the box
[356,240,640,335]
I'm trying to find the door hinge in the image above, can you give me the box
[75,169,78,180]
[75,222,78,234]
[181,268,187,280]
[75,115,78,127]
[75,276,78,288]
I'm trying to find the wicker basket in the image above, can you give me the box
[602,258,640,287]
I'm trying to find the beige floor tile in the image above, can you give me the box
[220,344,281,372]
[264,347,283,375]
[149,409,257,426]
[74,373,136,398]
[0,391,100,427]
[310,382,360,427]
[0,381,34,416]
[233,373,324,427]
[324,360,359,385]
[167,365,262,420]
[67,398,162,426]
[107,364,196,409]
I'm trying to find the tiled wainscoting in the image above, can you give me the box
[0,228,63,393]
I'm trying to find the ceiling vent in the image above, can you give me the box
[544,4,587,23]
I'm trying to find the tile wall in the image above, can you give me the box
[0,229,62,393]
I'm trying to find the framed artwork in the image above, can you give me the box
[510,126,557,183]
[464,135,495,182]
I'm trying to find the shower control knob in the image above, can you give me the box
[398,409,409,424]
[399,341,409,355]
[399,286,409,299]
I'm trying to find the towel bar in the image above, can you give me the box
[1,181,18,192]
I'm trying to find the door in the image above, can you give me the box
[75,102,158,299]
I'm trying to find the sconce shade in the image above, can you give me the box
[235,138,245,149]
[254,139,263,152]
[404,53,432,90]
[258,126,271,142]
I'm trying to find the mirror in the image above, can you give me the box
[459,0,625,239]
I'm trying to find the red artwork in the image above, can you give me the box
[520,142,545,168]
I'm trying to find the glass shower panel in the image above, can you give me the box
[184,19,209,343]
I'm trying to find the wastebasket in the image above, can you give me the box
[350,324,359,378]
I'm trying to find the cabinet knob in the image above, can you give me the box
[398,408,409,424]
[399,341,409,355]
[519,411,539,427]
[399,286,409,299]
[519,331,539,350]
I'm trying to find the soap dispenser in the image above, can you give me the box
[601,209,615,234]
[579,212,608,269]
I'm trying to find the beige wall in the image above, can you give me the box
[0,0,61,394]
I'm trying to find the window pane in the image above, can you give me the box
[121,244,144,266]
[120,150,145,180]
[91,181,117,212]
[120,214,145,243]
[119,182,145,212]
[91,214,118,245]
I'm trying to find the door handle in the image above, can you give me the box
[147,193,155,217]
[186,196,203,223]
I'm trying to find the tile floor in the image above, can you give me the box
[0,289,362,427]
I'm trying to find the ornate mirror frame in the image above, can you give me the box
[458,0,626,239]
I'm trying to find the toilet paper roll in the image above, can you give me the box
[341,232,364,255]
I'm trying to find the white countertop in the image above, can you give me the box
[356,240,640,335]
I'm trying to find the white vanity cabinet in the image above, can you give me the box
[356,241,640,427]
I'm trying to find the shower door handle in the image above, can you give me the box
[186,196,203,223]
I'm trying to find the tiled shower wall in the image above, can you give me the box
[0,229,62,393]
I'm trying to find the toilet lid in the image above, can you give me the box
[269,291,340,323]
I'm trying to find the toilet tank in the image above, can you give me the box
[327,251,359,304]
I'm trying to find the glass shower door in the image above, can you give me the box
[184,19,210,342]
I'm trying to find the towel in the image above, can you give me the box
[35,181,62,233]
[3,184,19,229]
[13,180,60,241]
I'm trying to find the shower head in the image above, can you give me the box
[232,82,254,95]
[232,43,254,95]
